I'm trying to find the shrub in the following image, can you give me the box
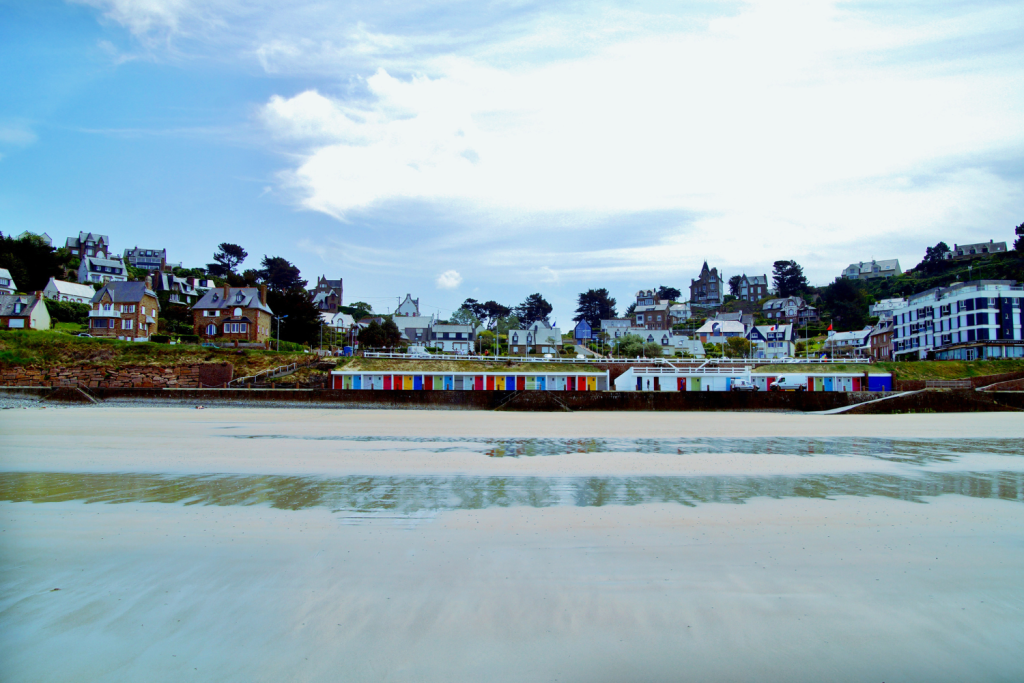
[44,299,90,325]
[177,334,200,344]
[151,335,171,344]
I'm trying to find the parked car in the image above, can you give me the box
[76,333,93,338]
[769,376,806,391]
[730,378,759,391]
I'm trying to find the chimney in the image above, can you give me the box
[260,284,268,305]
[145,275,152,290]
[35,290,42,301]
[222,283,230,301]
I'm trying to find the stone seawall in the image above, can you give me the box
[0,363,233,389]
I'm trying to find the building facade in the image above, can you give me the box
[79,256,127,285]
[762,297,819,325]
[843,259,901,280]
[310,277,344,314]
[42,277,96,304]
[892,280,1023,361]
[0,292,51,330]
[508,323,562,355]
[123,247,167,271]
[869,320,894,360]
[66,232,111,259]
[429,324,475,353]
[192,285,274,344]
[632,289,672,329]
[395,293,420,317]
[746,324,795,359]
[0,268,16,295]
[689,262,724,307]
[88,281,159,341]
[949,240,1007,261]
[869,298,907,320]
[736,274,768,303]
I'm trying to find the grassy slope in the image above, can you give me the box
[757,359,1024,380]
[336,357,597,373]
[0,330,311,376]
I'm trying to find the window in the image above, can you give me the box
[92,319,109,328]
[122,319,134,330]
[121,304,136,313]
[234,307,242,317]
[206,324,216,336]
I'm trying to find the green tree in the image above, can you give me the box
[0,232,71,292]
[1014,221,1023,252]
[916,242,951,274]
[821,277,871,330]
[207,243,248,277]
[573,288,617,328]
[725,336,751,358]
[267,288,321,345]
[656,285,681,301]
[258,256,306,292]
[516,293,553,326]
[358,320,386,348]
[728,275,743,296]
[772,260,809,297]
[450,307,481,326]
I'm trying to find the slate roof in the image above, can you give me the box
[45,278,95,299]
[193,287,273,315]
[91,281,158,305]
[82,256,126,272]
[0,294,42,317]
[747,324,794,341]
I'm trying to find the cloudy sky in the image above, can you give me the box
[1,0,1022,323]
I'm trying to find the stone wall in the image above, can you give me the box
[0,362,233,389]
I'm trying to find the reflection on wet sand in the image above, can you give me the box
[3,469,1022,513]
[229,435,1024,463]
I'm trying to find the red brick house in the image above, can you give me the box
[192,285,273,344]
[88,280,160,341]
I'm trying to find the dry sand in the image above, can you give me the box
[1,408,1023,682]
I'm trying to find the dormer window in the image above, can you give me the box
[212,293,219,301]
[235,293,244,303]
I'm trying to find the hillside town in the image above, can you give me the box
[1,227,1022,366]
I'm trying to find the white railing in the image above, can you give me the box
[632,366,753,375]
[88,309,120,318]
[362,351,869,365]
[229,359,316,386]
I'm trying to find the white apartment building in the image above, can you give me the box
[892,280,1023,361]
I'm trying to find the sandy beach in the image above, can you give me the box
[2,408,1023,682]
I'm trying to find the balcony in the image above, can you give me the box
[89,309,121,318]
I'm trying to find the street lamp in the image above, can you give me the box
[275,314,288,352]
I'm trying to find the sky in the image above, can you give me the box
[1,0,1022,324]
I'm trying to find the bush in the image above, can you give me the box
[177,334,200,344]
[44,299,91,325]
[151,335,171,344]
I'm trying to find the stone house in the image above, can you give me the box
[66,232,111,259]
[88,280,159,341]
[0,292,51,330]
[192,285,274,344]
[842,259,901,280]
[632,289,673,330]
[869,320,894,360]
[762,296,820,325]
[123,247,167,271]
[736,274,768,303]
[949,240,1008,261]
[690,262,724,307]
[310,276,343,314]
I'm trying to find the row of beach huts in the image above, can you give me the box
[330,368,894,392]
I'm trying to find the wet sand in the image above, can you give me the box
[2,409,1023,682]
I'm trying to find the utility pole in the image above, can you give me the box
[276,315,288,352]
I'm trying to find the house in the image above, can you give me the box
[689,262,724,307]
[712,311,754,334]
[508,323,563,355]
[430,323,475,353]
[310,276,343,314]
[185,277,215,292]
[949,240,1008,261]
[632,289,673,329]
[0,267,16,295]
[324,312,357,347]
[78,256,127,284]
[396,316,435,345]
[42,277,95,304]
[66,232,111,259]
[192,285,273,344]
[695,319,745,343]
[153,272,199,305]
[869,320,894,360]
[746,324,795,359]
[123,247,167,271]
[825,327,873,357]
[842,259,901,280]
[16,231,52,245]
[669,302,691,324]
[736,274,768,303]
[600,319,632,341]
[0,292,50,330]
[762,296,819,325]
[88,280,159,341]
[396,293,420,317]
[869,298,907,320]
[573,319,593,344]
[627,328,704,357]
[891,280,1023,361]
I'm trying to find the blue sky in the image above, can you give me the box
[1,0,1022,323]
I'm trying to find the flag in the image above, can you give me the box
[827,323,833,331]
[769,325,776,332]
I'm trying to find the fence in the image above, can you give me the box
[362,351,871,366]
[229,358,316,387]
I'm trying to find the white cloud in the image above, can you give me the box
[0,125,38,146]
[435,269,463,289]
[259,1,1024,277]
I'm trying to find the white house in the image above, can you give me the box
[0,268,16,295]
[508,323,562,355]
[0,292,51,330]
[78,256,128,284]
[695,320,746,343]
[825,327,873,357]
[430,323,475,353]
[42,277,96,304]
[600,319,633,341]
[842,259,901,280]
[869,298,907,320]
[746,324,795,359]
[396,294,420,316]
